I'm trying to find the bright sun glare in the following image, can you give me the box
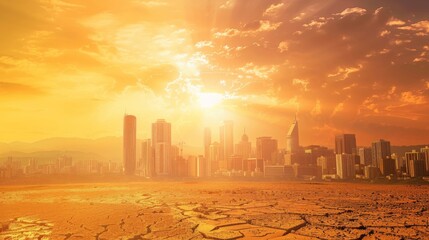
[198,92,223,109]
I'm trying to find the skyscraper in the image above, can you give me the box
[421,146,429,174]
[209,142,220,172]
[371,139,394,176]
[286,117,299,153]
[123,114,136,175]
[405,150,426,177]
[141,139,153,177]
[336,154,355,179]
[358,147,372,166]
[204,128,211,161]
[235,129,252,160]
[256,137,278,165]
[152,119,172,176]
[335,134,357,154]
[220,120,234,170]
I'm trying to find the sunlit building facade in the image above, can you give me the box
[123,114,136,175]
[152,119,172,176]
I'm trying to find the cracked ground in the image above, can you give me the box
[0,181,428,239]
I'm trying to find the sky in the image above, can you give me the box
[1,0,428,150]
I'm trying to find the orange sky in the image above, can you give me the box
[1,0,428,149]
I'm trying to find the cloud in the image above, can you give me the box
[387,18,406,26]
[338,7,367,17]
[263,3,285,18]
[398,20,429,35]
[400,91,426,104]
[278,41,289,52]
[292,78,309,91]
[331,102,344,116]
[214,20,282,38]
[328,65,363,81]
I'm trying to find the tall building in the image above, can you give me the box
[235,130,252,160]
[371,139,394,176]
[405,150,426,177]
[317,155,336,175]
[152,119,172,176]
[141,139,153,177]
[209,142,221,172]
[336,154,355,179]
[220,120,234,169]
[358,147,372,166]
[421,146,429,174]
[286,117,299,153]
[335,134,357,154]
[256,137,278,165]
[204,128,211,161]
[123,115,136,175]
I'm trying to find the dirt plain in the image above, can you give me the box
[0,181,428,240]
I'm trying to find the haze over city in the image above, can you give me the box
[1,1,429,239]
[1,0,429,150]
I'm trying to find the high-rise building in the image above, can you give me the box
[152,119,172,176]
[235,130,252,160]
[123,114,136,175]
[209,142,220,172]
[421,146,429,174]
[220,120,234,169]
[335,134,357,154]
[358,147,372,166]
[336,154,355,179]
[371,139,394,176]
[256,137,278,165]
[405,150,426,177]
[286,117,299,153]
[317,155,336,175]
[141,139,153,177]
[204,128,211,161]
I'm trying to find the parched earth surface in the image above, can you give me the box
[0,181,428,239]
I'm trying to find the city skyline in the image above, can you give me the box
[1,0,429,148]
[1,2,429,239]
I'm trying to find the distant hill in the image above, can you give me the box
[0,136,202,163]
[0,137,123,162]
[0,151,104,164]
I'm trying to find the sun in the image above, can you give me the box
[197,92,223,109]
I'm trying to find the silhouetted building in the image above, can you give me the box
[303,145,334,165]
[229,155,243,171]
[204,128,211,162]
[141,139,153,177]
[405,150,426,177]
[358,147,372,166]
[372,139,394,176]
[292,164,322,179]
[256,137,278,165]
[123,114,136,175]
[421,146,429,174]
[264,165,287,177]
[209,142,221,172]
[220,120,234,170]
[336,154,355,179]
[235,130,252,160]
[152,119,172,176]
[317,155,336,175]
[335,134,357,154]
[244,158,264,173]
[286,116,299,153]
[364,166,380,179]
